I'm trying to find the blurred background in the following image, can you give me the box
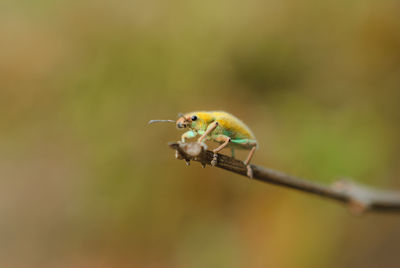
[1,0,400,267]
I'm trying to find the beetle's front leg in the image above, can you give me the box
[211,135,231,166]
[181,130,197,142]
[176,130,198,165]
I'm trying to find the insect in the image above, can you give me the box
[149,111,258,178]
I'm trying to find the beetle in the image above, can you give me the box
[150,111,258,178]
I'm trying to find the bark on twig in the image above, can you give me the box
[169,142,400,214]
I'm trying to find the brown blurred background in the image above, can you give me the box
[1,0,400,267]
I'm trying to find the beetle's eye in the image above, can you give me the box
[191,115,197,121]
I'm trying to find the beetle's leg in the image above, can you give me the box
[211,135,231,166]
[243,146,257,178]
[176,131,198,162]
[198,121,219,143]
[181,130,197,142]
[231,148,235,158]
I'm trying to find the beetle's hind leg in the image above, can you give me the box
[211,135,231,166]
[244,146,257,178]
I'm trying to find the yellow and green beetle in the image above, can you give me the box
[151,111,258,177]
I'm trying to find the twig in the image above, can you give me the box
[169,142,400,214]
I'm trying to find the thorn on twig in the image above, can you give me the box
[175,150,183,160]
[332,179,372,214]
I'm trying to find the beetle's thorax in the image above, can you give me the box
[189,112,214,130]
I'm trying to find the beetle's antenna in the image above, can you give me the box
[148,119,176,125]
[148,113,185,125]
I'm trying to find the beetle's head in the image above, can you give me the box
[176,113,198,130]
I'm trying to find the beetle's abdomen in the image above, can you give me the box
[213,113,255,140]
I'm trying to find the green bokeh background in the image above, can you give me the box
[1,0,400,267]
